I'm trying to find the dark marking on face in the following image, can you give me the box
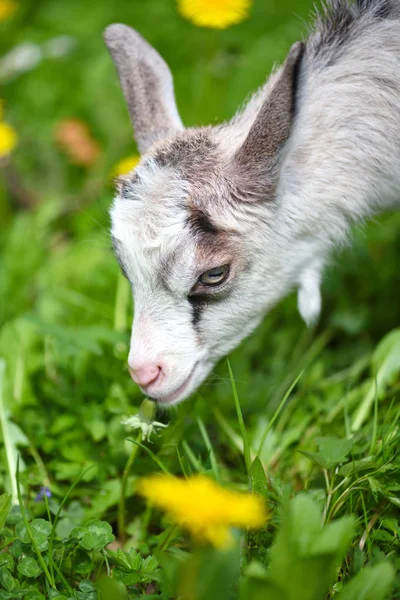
[188,288,232,331]
[187,208,219,237]
[189,297,203,328]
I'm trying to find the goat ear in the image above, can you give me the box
[297,264,322,326]
[104,24,183,153]
[234,41,305,184]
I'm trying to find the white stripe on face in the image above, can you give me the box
[111,161,209,403]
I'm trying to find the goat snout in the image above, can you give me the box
[128,362,162,388]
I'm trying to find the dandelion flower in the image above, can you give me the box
[137,474,267,547]
[0,121,18,158]
[178,0,252,29]
[111,155,140,178]
[0,0,16,22]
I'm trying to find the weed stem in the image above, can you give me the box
[118,431,142,543]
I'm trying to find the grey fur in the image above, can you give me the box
[105,0,400,404]
[104,24,183,153]
[309,0,399,66]
[234,41,305,196]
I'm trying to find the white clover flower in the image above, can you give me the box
[121,413,168,442]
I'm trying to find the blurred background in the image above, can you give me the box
[1,0,400,489]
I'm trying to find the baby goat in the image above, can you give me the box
[104,0,400,405]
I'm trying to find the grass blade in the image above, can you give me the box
[256,370,304,458]
[128,439,170,474]
[118,431,142,542]
[182,440,204,472]
[212,408,244,454]
[16,457,55,588]
[227,359,251,474]
[369,374,379,455]
[176,445,191,478]
[47,464,96,583]
[0,360,18,503]
[196,416,220,481]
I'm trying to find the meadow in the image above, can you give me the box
[0,0,400,598]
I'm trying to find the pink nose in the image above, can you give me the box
[129,363,162,388]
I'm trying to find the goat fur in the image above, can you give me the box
[104,0,400,404]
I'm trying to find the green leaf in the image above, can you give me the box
[338,457,374,477]
[337,563,394,600]
[0,494,12,532]
[240,562,271,600]
[79,580,96,593]
[142,555,159,574]
[75,592,96,600]
[112,569,141,586]
[387,495,400,508]
[72,519,114,551]
[249,457,268,496]
[16,518,51,548]
[9,539,30,558]
[264,495,354,600]
[314,437,353,469]
[309,516,354,556]
[31,518,52,540]
[96,575,128,600]
[16,521,31,543]
[299,450,326,468]
[80,531,97,551]
[107,548,142,572]
[179,543,241,600]
[71,550,92,575]
[0,567,16,592]
[17,557,42,578]
[86,520,114,547]
[23,591,46,600]
[0,554,13,570]
[6,505,31,526]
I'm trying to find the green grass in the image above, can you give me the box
[1,0,400,598]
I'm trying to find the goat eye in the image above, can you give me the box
[198,265,230,286]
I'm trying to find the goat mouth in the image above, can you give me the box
[152,362,199,405]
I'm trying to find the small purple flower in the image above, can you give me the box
[35,486,52,502]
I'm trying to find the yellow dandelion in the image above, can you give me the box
[0,121,18,158]
[137,474,267,547]
[178,0,252,29]
[111,154,140,178]
[0,0,16,22]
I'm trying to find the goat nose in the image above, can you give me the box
[129,363,162,388]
